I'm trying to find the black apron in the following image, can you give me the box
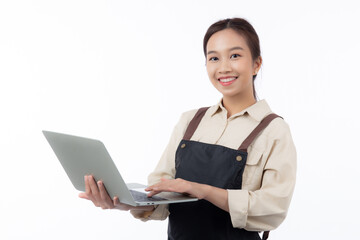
[168,107,280,240]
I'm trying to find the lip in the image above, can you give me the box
[218,76,238,86]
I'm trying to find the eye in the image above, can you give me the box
[230,54,241,59]
[208,56,219,62]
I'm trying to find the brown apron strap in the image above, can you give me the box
[238,113,282,152]
[262,231,270,240]
[183,107,210,141]
[240,114,280,239]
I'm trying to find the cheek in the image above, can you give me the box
[232,61,252,75]
[206,67,212,78]
[206,65,216,78]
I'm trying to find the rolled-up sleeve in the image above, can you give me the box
[228,120,297,231]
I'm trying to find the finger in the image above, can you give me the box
[147,191,156,197]
[98,181,114,209]
[84,175,92,197]
[146,185,162,192]
[83,176,100,207]
[154,184,175,193]
[113,196,120,206]
[147,190,161,197]
[145,183,157,191]
[88,175,101,205]
[146,178,170,190]
[146,180,167,191]
[148,181,166,191]
[78,192,90,200]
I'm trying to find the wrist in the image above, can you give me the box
[197,183,212,199]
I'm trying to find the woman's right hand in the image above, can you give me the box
[78,175,154,211]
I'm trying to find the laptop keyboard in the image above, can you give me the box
[129,190,167,202]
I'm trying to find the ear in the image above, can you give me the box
[253,56,262,75]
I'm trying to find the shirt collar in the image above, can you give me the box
[209,99,272,122]
[208,99,224,116]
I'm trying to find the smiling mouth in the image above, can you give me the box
[218,77,238,83]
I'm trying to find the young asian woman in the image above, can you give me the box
[79,18,296,240]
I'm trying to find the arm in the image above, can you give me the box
[228,120,297,231]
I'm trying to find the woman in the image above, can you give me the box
[79,18,296,240]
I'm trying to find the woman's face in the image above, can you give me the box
[206,29,261,101]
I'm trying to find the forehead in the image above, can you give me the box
[207,28,249,53]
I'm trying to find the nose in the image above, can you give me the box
[218,59,231,73]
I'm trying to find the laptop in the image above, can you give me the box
[42,130,198,206]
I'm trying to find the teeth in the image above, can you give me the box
[219,77,237,83]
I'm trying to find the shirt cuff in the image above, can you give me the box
[130,204,169,222]
[227,189,249,229]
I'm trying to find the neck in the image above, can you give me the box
[222,95,256,118]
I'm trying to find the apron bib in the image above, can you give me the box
[168,107,280,240]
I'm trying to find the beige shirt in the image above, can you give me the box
[131,99,296,231]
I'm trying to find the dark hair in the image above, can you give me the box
[203,18,261,99]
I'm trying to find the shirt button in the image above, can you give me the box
[236,155,242,161]
[181,143,186,149]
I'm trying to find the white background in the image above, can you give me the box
[1,0,359,239]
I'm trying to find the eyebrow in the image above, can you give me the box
[207,46,245,55]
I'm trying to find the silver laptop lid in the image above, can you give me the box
[42,130,136,206]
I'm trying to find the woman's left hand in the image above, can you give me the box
[145,178,210,199]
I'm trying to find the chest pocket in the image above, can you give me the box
[242,146,264,188]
